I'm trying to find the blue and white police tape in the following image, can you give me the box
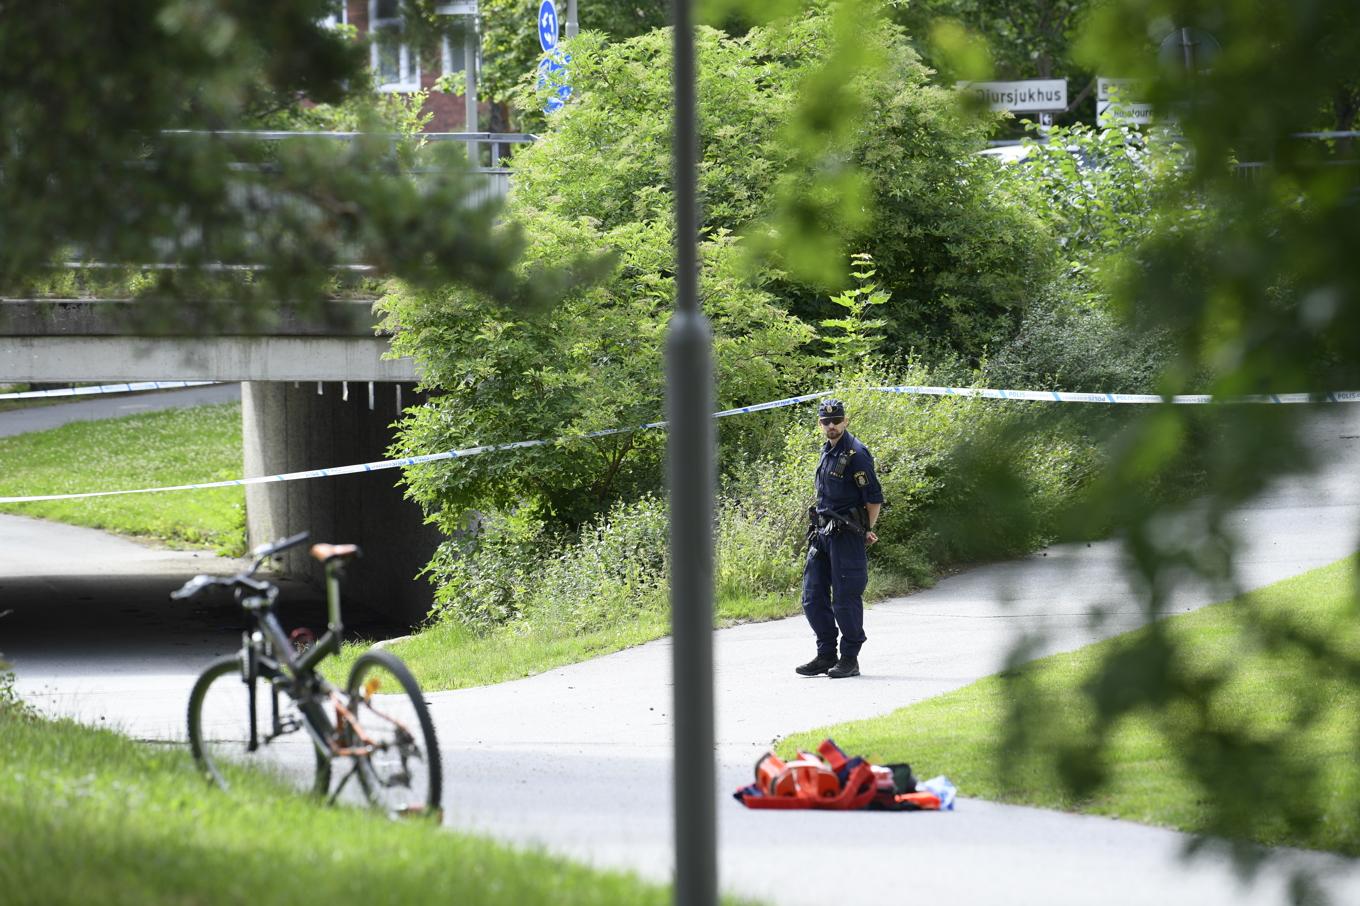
[0,380,221,401]
[866,385,1360,405]
[0,384,1355,504]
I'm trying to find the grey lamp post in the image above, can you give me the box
[667,2,717,905]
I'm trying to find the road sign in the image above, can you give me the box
[1158,27,1221,73]
[958,79,1067,113]
[1097,78,1153,126]
[538,0,559,53]
[537,51,571,114]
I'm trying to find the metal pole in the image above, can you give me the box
[668,1,716,904]
[566,0,578,39]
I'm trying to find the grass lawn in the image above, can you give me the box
[781,555,1360,855]
[0,403,245,553]
[0,704,743,906]
[330,571,913,692]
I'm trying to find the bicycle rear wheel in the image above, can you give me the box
[187,654,331,796]
[344,649,442,817]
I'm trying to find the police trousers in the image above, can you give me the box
[801,530,868,658]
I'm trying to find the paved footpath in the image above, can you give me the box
[0,382,240,437]
[7,405,1360,905]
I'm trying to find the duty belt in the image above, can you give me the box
[807,506,867,540]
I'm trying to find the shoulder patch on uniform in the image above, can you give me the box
[854,471,868,487]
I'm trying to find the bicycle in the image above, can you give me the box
[173,531,442,817]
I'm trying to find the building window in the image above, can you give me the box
[370,0,420,92]
[441,34,466,78]
[320,0,347,28]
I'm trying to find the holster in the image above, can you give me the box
[809,506,867,540]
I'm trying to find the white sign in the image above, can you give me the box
[958,79,1067,113]
[1097,78,1153,126]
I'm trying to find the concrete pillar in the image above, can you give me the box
[242,380,442,626]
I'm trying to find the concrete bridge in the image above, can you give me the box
[0,133,539,623]
[0,297,440,623]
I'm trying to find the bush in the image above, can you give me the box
[421,360,1107,640]
[985,281,1176,394]
[425,496,670,635]
[0,657,34,721]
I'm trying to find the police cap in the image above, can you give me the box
[817,398,846,420]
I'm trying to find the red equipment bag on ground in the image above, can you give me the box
[733,738,950,812]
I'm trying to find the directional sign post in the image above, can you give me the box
[957,79,1068,114]
[538,0,558,53]
[537,50,571,114]
[535,1,571,114]
[1097,78,1153,126]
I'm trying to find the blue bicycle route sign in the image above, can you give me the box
[537,51,571,113]
[538,0,559,53]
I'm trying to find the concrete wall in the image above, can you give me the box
[243,380,442,626]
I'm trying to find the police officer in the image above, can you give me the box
[796,398,883,679]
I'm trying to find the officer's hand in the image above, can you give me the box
[866,530,878,546]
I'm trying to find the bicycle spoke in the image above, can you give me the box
[188,656,331,796]
[345,650,442,817]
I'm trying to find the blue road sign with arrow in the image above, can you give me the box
[538,0,559,53]
[538,50,571,113]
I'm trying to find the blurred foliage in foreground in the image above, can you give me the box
[945,0,1360,892]
[0,0,595,332]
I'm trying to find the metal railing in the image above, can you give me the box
[163,129,534,166]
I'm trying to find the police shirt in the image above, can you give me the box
[814,431,884,515]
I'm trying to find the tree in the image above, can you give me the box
[381,211,816,528]
[503,17,1056,356]
[951,0,1360,886]
[381,8,1059,532]
[0,0,555,330]
[470,0,668,130]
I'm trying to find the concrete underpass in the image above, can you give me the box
[1,298,441,624]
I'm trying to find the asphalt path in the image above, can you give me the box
[4,404,1360,905]
[0,383,241,437]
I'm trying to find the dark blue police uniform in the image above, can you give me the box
[803,430,883,660]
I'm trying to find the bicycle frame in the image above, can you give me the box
[233,558,346,759]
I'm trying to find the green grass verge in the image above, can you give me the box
[0,403,245,553]
[329,569,914,692]
[780,555,1360,854]
[0,706,746,906]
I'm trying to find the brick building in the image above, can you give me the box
[332,0,486,132]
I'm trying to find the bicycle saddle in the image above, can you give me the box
[310,542,361,563]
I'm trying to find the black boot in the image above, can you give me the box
[795,654,837,676]
[827,656,860,679]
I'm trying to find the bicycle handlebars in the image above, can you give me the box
[250,531,311,565]
[169,531,311,601]
[170,572,274,600]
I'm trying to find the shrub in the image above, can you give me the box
[421,359,1109,641]
[984,281,1176,394]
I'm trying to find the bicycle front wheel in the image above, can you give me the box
[344,649,442,817]
[187,654,331,796]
